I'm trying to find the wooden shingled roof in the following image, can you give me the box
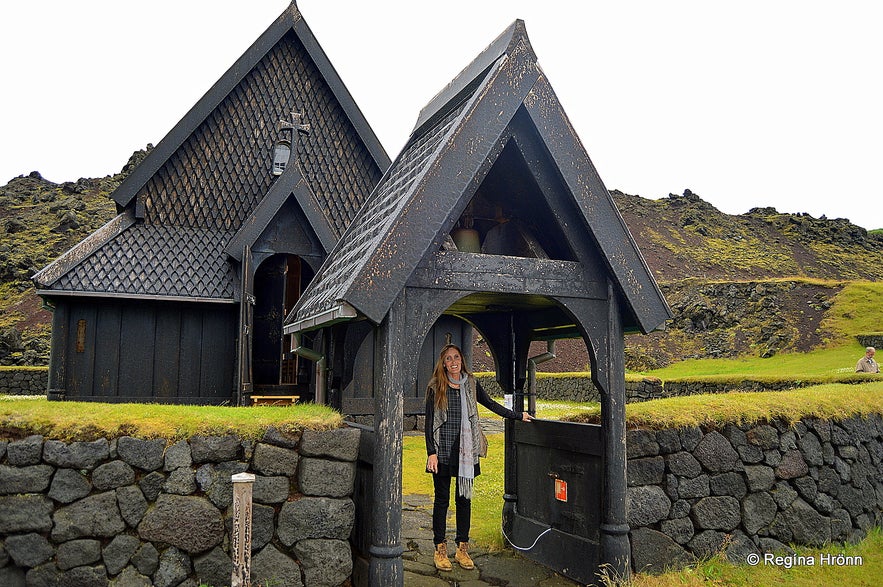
[34,2,389,301]
[286,20,670,335]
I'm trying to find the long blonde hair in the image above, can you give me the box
[429,344,472,410]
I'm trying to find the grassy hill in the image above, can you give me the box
[614,191,882,372]
[1,158,881,370]
[614,189,883,282]
[0,148,150,364]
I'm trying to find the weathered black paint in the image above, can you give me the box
[253,255,287,385]
[35,3,390,407]
[507,419,603,585]
[48,298,236,403]
[349,422,375,585]
[368,294,409,585]
[599,288,631,578]
[340,315,472,416]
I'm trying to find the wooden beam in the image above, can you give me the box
[47,299,69,401]
[410,251,606,299]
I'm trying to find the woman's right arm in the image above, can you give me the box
[425,389,439,473]
[425,389,436,456]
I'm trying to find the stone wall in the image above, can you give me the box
[626,414,883,574]
[475,373,877,405]
[857,334,883,349]
[476,374,665,404]
[476,374,600,403]
[0,426,361,587]
[4,366,872,404]
[0,368,47,396]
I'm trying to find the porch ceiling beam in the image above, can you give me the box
[408,251,607,299]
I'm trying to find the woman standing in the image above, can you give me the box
[425,343,533,571]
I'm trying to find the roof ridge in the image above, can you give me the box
[286,21,671,335]
[111,4,303,210]
[287,34,541,328]
[225,162,336,261]
[411,20,534,139]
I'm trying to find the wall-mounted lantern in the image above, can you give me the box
[272,111,311,176]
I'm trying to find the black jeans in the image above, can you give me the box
[432,472,471,545]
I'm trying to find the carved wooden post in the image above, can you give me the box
[369,295,408,586]
[231,472,256,587]
[236,245,254,406]
[600,286,631,580]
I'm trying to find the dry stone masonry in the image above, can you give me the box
[626,414,883,574]
[0,426,361,587]
[0,368,47,396]
[476,373,876,405]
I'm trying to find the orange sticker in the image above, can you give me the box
[555,478,568,502]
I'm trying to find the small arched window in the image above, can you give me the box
[272,141,291,176]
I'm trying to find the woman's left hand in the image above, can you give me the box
[521,412,534,422]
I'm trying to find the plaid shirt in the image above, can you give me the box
[434,386,461,466]
[425,379,520,473]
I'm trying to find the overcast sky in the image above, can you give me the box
[2,1,881,229]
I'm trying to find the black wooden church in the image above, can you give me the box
[34,2,671,583]
[33,3,393,403]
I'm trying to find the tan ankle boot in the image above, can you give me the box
[434,542,452,571]
[455,541,474,569]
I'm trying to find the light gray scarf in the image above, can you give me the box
[450,374,475,498]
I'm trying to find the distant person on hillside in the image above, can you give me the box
[855,347,879,373]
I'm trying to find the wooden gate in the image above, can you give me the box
[505,419,603,585]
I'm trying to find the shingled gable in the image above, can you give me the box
[111,1,388,218]
[34,1,389,299]
[286,20,670,335]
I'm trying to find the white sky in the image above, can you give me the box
[1,0,881,229]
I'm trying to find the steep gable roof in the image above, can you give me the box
[34,2,388,300]
[287,20,670,334]
[113,2,389,227]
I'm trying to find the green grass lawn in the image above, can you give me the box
[627,527,882,587]
[640,280,883,381]
[0,397,342,441]
[564,382,883,429]
[477,281,882,384]
[639,342,870,380]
